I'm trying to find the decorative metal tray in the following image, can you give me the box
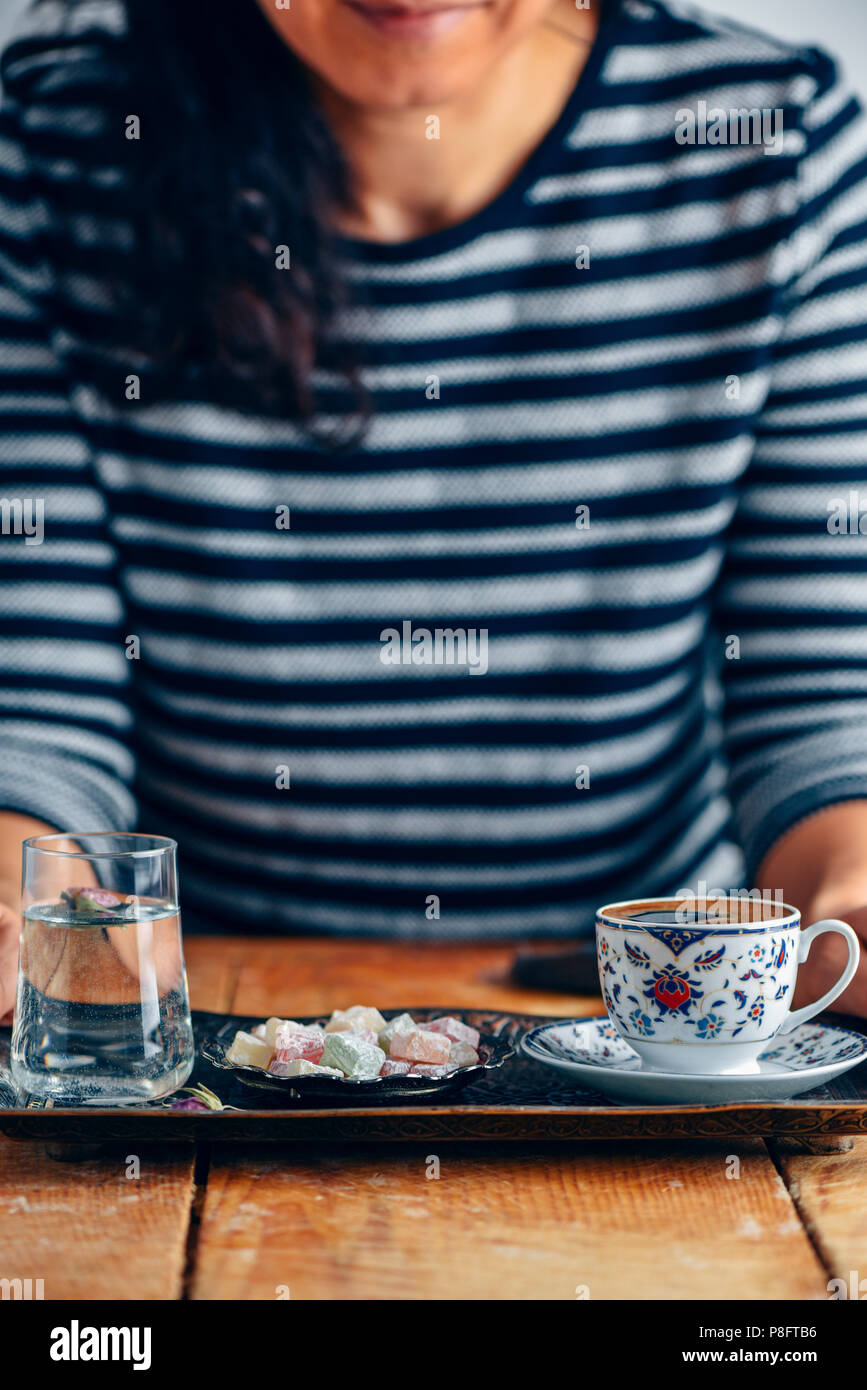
[2,1008,867,1143]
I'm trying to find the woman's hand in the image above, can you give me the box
[0,900,20,1023]
[758,802,867,1018]
[0,812,64,1024]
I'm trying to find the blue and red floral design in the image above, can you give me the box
[596,922,801,1046]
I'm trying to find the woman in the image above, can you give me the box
[1,0,867,1016]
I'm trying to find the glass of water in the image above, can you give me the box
[11,833,194,1104]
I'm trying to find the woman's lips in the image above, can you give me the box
[344,3,484,40]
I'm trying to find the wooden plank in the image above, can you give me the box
[227,938,591,1019]
[191,1139,825,1300]
[772,1136,867,1296]
[0,1142,196,1300]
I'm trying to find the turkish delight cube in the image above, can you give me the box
[380,1059,412,1076]
[408,1063,455,1077]
[423,1016,480,1050]
[378,1012,416,1052]
[272,1024,326,1064]
[389,1028,451,1064]
[321,1031,386,1079]
[225,1030,274,1069]
[341,1027,378,1048]
[449,1040,480,1068]
[264,1016,303,1049]
[269,1056,343,1079]
[325,1005,387,1035]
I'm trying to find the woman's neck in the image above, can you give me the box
[317,0,600,244]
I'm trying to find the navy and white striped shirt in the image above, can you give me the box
[1,0,867,935]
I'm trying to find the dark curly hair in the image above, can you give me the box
[118,0,364,435]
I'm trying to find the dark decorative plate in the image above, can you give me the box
[201,1007,515,1100]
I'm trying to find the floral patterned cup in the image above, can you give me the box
[596,897,860,1075]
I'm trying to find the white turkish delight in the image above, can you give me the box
[225,1030,274,1069]
[325,1004,387,1035]
[269,1057,344,1079]
[321,1031,386,1078]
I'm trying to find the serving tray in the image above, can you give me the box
[2,1008,867,1142]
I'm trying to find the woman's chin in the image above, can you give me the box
[272,0,509,109]
[317,46,499,110]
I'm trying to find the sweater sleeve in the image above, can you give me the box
[716,50,867,880]
[0,12,136,832]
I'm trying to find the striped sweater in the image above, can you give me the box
[1,0,867,936]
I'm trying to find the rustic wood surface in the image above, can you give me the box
[771,1136,867,1295]
[0,1142,196,1300]
[2,938,866,1300]
[190,1139,825,1300]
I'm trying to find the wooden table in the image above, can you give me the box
[2,937,867,1301]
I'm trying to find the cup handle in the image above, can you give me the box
[777,919,861,1035]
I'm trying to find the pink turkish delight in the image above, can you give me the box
[380,1059,412,1076]
[389,1028,451,1064]
[272,1024,326,1065]
[422,1016,480,1050]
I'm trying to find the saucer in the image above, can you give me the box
[520,1016,867,1104]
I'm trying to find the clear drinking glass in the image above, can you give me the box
[11,833,194,1104]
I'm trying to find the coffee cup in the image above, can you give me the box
[596,896,860,1075]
